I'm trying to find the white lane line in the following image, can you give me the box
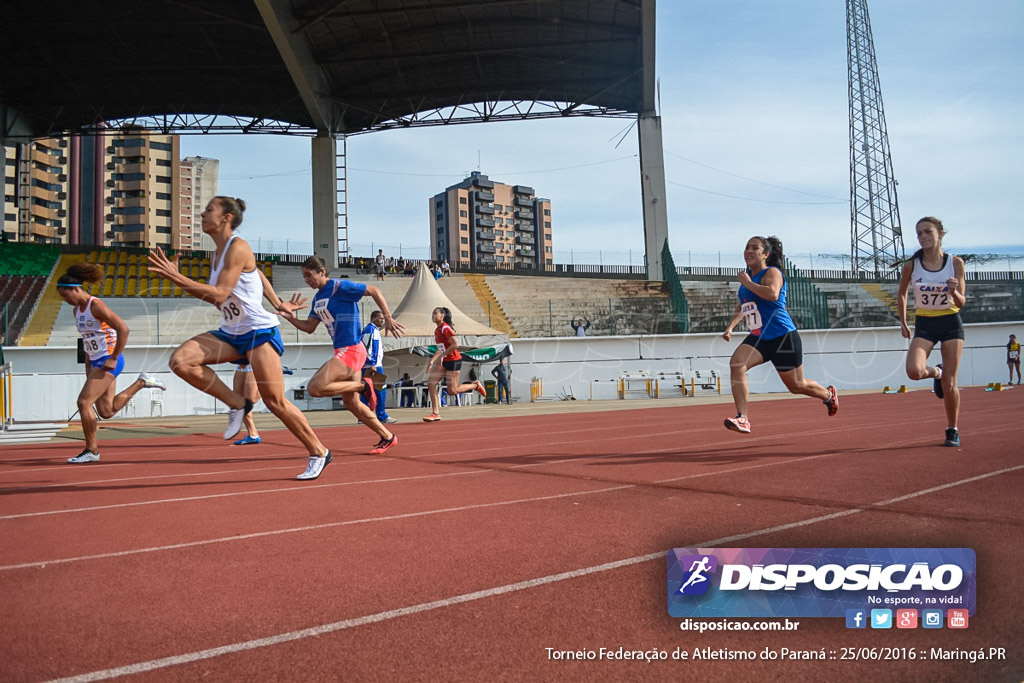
[0,484,634,571]
[1,430,1004,569]
[45,463,1024,683]
[0,470,488,521]
[1,416,1001,521]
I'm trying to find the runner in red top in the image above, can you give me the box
[423,307,486,422]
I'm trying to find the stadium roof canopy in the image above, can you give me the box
[0,0,649,140]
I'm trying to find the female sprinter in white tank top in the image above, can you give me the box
[55,263,166,463]
[897,216,966,447]
[147,196,333,480]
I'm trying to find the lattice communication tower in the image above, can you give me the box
[847,0,905,274]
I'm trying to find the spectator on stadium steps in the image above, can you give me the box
[570,318,591,337]
[375,249,386,281]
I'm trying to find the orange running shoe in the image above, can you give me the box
[362,378,377,412]
[422,413,441,422]
[475,380,487,397]
[824,385,839,416]
[369,434,398,455]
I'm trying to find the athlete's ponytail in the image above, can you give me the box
[436,306,455,332]
[753,236,785,272]
[57,263,104,288]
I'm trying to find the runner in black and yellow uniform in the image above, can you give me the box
[897,217,966,447]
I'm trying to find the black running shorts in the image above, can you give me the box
[913,313,964,344]
[741,330,803,373]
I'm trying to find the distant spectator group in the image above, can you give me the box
[351,254,453,278]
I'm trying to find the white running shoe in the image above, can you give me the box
[383,417,398,424]
[138,372,167,391]
[297,450,333,480]
[68,449,100,464]
[223,399,254,440]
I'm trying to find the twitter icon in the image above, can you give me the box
[870,609,893,629]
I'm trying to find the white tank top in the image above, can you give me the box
[209,235,279,334]
[75,296,118,360]
[911,253,960,317]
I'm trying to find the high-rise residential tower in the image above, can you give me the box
[180,156,219,252]
[429,172,552,269]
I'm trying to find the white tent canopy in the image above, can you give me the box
[383,262,508,352]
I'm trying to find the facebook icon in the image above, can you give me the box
[845,609,867,629]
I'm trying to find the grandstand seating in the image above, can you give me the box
[0,244,61,344]
[5,245,1023,348]
[485,275,673,337]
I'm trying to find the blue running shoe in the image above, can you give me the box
[933,364,944,399]
[233,435,261,446]
[944,428,960,447]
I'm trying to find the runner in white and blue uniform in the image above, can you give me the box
[55,262,166,463]
[279,255,404,456]
[147,196,333,480]
[897,216,966,447]
[722,236,838,434]
[360,311,395,424]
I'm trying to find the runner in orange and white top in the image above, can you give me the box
[422,307,486,422]
[55,263,166,463]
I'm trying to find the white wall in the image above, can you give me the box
[4,321,1020,422]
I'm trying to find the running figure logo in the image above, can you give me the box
[677,555,718,596]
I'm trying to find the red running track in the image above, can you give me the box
[1,389,1022,682]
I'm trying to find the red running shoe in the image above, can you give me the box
[422,413,441,423]
[475,380,487,397]
[824,385,839,416]
[369,434,398,455]
[724,415,751,433]
[362,377,377,412]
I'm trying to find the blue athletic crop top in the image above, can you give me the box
[737,266,797,340]
[308,279,368,348]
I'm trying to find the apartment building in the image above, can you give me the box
[3,129,183,250]
[179,156,219,252]
[2,136,71,244]
[429,171,552,268]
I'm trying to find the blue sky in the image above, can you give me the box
[180,0,1023,267]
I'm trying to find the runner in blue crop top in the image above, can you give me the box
[722,236,838,434]
[280,255,404,457]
